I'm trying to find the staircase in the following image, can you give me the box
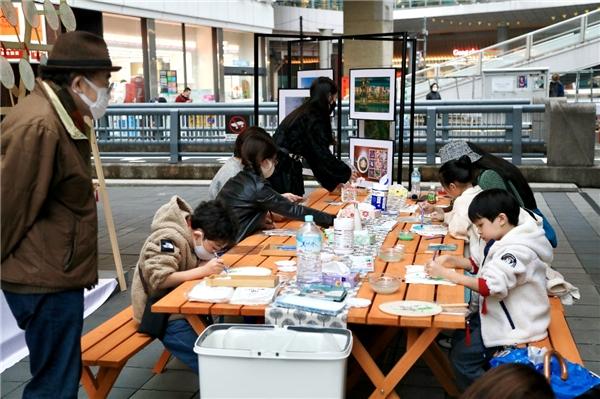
[413,9,600,100]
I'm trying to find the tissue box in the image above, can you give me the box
[357,203,376,220]
[322,272,360,288]
[350,255,374,273]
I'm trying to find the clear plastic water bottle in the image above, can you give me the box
[410,167,421,199]
[296,215,322,286]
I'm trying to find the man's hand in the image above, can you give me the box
[196,257,226,277]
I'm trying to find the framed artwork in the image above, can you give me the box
[358,120,395,140]
[277,88,309,123]
[350,68,396,121]
[349,138,394,187]
[297,69,334,89]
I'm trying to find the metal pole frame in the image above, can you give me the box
[253,31,415,169]
[408,38,417,189]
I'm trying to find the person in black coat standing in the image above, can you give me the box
[426,82,442,100]
[269,77,352,196]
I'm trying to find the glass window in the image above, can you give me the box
[155,20,184,102]
[185,24,214,102]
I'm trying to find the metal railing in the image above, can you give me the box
[95,100,545,165]
[415,9,600,97]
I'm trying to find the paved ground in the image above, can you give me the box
[1,184,599,398]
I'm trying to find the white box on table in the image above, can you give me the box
[194,323,353,398]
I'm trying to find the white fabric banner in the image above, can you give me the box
[0,278,118,373]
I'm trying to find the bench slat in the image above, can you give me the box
[96,333,154,368]
[83,319,140,365]
[81,307,134,352]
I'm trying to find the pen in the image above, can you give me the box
[214,251,229,273]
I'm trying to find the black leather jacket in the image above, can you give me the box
[217,169,334,243]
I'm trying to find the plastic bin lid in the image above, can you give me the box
[194,324,352,360]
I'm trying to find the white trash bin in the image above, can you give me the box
[194,323,353,398]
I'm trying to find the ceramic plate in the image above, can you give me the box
[0,56,15,89]
[227,267,272,276]
[18,59,35,91]
[275,260,296,267]
[356,156,368,173]
[379,300,442,317]
[22,0,39,28]
[0,1,17,27]
[59,2,76,32]
[43,0,59,31]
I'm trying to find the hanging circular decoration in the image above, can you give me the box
[0,0,17,27]
[43,0,60,31]
[19,58,35,91]
[22,0,40,29]
[59,2,76,32]
[0,55,15,89]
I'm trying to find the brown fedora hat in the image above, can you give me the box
[43,31,121,71]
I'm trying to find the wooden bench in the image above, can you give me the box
[80,306,171,399]
[520,297,583,365]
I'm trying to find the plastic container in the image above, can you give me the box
[368,274,402,294]
[194,324,353,398]
[410,167,421,199]
[296,215,322,286]
[427,184,437,204]
[334,217,354,254]
[371,183,389,211]
[377,245,405,262]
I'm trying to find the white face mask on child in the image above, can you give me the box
[193,231,215,260]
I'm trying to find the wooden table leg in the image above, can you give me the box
[152,348,172,374]
[351,332,400,399]
[185,314,209,335]
[347,327,398,391]
[422,343,460,397]
[81,366,122,399]
[369,327,440,399]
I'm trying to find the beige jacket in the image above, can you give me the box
[131,196,198,322]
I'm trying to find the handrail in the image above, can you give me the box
[415,9,600,80]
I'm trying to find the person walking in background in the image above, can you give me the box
[176,86,193,102]
[1,31,120,398]
[549,73,565,97]
[426,82,442,100]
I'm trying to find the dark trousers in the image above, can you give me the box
[3,289,84,399]
[449,313,500,391]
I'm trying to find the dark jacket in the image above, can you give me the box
[1,80,98,293]
[217,169,334,242]
[426,91,441,100]
[549,81,564,97]
[269,109,351,196]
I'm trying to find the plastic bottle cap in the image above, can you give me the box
[304,215,314,222]
[372,183,389,191]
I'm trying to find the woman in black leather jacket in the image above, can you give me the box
[217,128,334,243]
[269,77,352,196]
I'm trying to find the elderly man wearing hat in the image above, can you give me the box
[1,31,120,397]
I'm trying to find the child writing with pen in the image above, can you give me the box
[425,189,552,391]
[131,197,238,372]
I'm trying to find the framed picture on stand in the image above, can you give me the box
[297,69,334,89]
[277,88,310,123]
[349,138,394,187]
[350,68,396,121]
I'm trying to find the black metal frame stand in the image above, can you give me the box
[253,32,417,186]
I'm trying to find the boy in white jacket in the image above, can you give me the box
[425,189,553,390]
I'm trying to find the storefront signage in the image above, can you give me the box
[0,48,43,61]
[159,70,177,94]
[452,48,479,57]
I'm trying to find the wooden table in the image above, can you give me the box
[153,188,465,398]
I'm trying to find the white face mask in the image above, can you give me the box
[431,86,438,92]
[76,77,110,120]
[194,232,216,261]
[261,159,275,179]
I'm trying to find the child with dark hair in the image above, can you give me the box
[217,127,334,242]
[425,189,552,391]
[208,127,265,200]
[131,197,238,372]
[426,155,484,262]
[461,364,554,399]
